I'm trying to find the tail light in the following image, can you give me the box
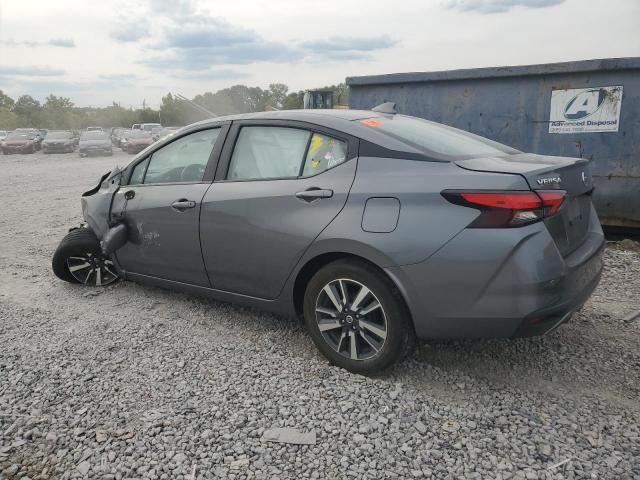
[442,190,566,228]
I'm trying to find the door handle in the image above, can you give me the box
[295,188,334,201]
[171,199,197,211]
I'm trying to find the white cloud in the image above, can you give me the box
[0,0,637,107]
[443,0,565,14]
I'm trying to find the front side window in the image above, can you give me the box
[142,128,220,184]
[227,126,310,181]
[129,157,149,185]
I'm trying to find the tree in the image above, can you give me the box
[0,90,15,111]
[44,95,74,111]
[193,90,238,116]
[0,82,329,129]
[13,95,41,116]
[159,93,199,126]
[266,83,288,109]
[282,90,304,110]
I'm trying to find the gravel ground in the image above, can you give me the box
[1,151,639,480]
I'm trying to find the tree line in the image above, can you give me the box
[0,83,349,130]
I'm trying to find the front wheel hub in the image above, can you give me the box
[66,253,119,286]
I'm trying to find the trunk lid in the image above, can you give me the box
[455,153,595,256]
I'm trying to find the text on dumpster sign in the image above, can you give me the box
[549,86,623,134]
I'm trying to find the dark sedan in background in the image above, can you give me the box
[42,130,76,153]
[79,131,113,157]
[126,130,155,154]
[2,130,39,154]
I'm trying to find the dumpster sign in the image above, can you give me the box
[549,86,623,134]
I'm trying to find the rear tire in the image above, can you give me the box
[303,259,414,375]
[52,228,119,286]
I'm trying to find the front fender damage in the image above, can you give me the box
[80,167,129,255]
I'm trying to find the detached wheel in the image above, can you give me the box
[303,259,414,375]
[52,228,119,286]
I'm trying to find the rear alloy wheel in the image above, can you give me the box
[316,278,387,361]
[303,260,414,374]
[52,228,119,286]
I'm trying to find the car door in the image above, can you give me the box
[112,125,228,286]
[200,120,358,299]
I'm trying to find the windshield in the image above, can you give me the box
[47,131,72,139]
[359,115,520,160]
[81,132,108,140]
[6,132,34,140]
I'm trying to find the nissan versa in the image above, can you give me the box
[52,106,604,374]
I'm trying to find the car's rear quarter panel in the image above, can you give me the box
[306,155,603,340]
[311,156,531,267]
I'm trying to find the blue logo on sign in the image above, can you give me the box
[563,88,607,120]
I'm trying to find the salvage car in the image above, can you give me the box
[52,106,605,374]
[78,130,113,157]
[2,130,39,154]
[126,130,155,154]
[42,130,76,153]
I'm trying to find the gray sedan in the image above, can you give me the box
[52,106,604,374]
[79,131,113,157]
[42,130,76,153]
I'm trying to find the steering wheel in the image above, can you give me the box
[181,164,206,181]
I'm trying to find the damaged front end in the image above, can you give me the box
[52,167,128,287]
[81,167,129,256]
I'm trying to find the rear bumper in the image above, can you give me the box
[386,204,604,339]
[80,148,112,156]
[44,145,73,153]
[3,145,33,153]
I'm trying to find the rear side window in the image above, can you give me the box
[359,115,519,159]
[227,126,310,180]
[301,133,347,176]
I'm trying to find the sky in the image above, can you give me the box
[0,0,638,108]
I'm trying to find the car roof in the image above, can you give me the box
[186,109,426,157]
[192,109,377,125]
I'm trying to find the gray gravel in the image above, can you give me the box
[1,151,639,479]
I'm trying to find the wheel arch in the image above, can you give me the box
[291,251,415,334]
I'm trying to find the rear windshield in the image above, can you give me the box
[47,131,72,139]
[7,132,34,140]
[359,115,519,160]
[81,131,107,140]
